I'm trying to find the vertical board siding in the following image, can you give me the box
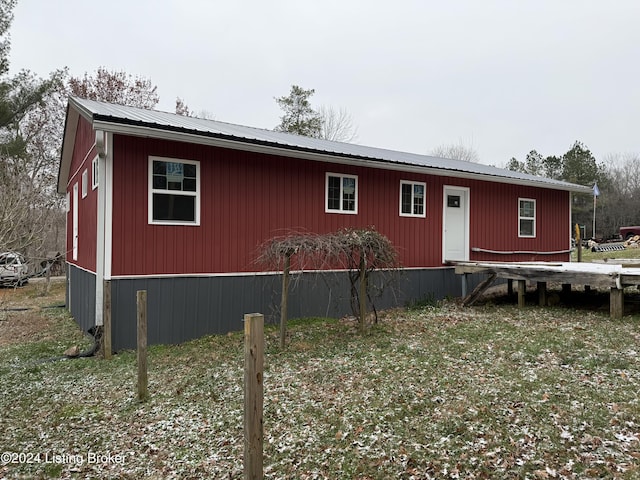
[67,264,96,333]
[108,268,482,350]
[66,116,98,272]
[469,181,570,262]
[110,135,572,276]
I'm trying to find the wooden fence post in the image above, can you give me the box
[137,290,149,402]
[103,280,112,360]
[244,313,264,480]
[359,254,367,333]
[280,254,291,349]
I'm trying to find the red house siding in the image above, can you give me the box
[66,116,97,272]
[469,182,569,262]
[109,135,570,277]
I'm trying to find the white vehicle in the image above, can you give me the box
[0,252,29,286]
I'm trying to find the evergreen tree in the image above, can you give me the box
[506,141,607,238]
[274,85,323,137]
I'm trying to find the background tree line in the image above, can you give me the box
[0,0,180,266]
[1,5,161,266]
[506,143,640,239]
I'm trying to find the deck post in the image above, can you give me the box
[461,273,469,297]
[517,280,526,308]
[537,281,547,306]
[610,288,624,319]
[507,279,513,296]
[575,224,582,262]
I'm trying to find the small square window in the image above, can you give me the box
[149,157,200,225]
[447,195,460,208]
[326,173,358,214]
[400,181,426,217]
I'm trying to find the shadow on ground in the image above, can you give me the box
[476,281,640,316]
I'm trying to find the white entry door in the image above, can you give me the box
[442,186,469,262]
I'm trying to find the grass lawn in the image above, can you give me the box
[571,245,640,263]
[1,279,640,478]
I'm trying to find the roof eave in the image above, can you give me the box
[92,118,590,194]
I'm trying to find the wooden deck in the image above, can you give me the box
[454,261,640,318]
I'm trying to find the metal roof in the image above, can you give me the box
[61,96,592,194]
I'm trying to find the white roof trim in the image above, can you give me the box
[60,97,593,194]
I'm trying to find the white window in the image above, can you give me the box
[92,156,99,190]
[518,198,536,237]
[81,169,88,198]
[399,180,426,217]
[149,156,200,225]
[325,173,357,214]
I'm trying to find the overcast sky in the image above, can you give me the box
[8,0,640,166]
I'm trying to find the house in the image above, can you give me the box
[58,97,591,350]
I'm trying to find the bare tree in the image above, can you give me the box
[431,138,480,163]
[2,2,165,267]
[1,62,163,263]
[598,153,640,237]
[175,97,192,116]
[0,79,66,255]
[0,0,66,260]
[176,97,217,120]
[318,105,358,142]
[258,227,400,345]
[68,66,159,109]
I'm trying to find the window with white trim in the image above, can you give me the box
[518,198,536,237]
[326,173,358,214]
[149,156,200,225]
[81,169,88,198]
[92,156,99,190]
[399,180,426,217]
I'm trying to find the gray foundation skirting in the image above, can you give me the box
[66,265,484,350]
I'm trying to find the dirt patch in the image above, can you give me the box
[0,278,66,347]
[0,311,59,347]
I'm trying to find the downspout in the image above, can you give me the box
[95,130,107,328]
